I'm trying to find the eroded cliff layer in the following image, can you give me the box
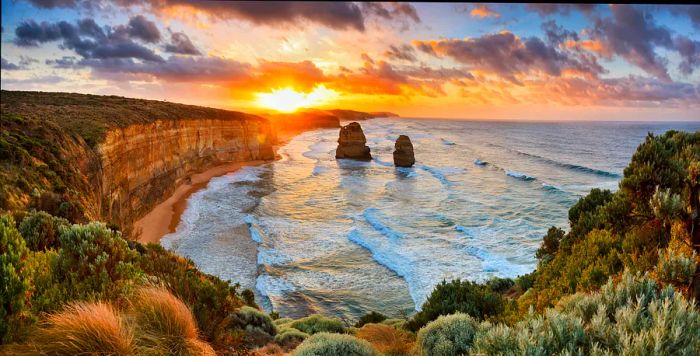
[99,117,274,232]
[1,90,274,234]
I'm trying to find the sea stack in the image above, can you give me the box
[335,122,371,160]
[393,135,415,167]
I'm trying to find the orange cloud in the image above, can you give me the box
[470,5,500,18]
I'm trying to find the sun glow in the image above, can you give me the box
[255,85,339,112]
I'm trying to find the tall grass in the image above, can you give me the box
[32,302,135,355]
[130,286,215,355]
[356,323,414,356]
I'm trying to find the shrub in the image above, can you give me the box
[654,247,696,287]
[381,318,407,330]
[471,322,519,355]
[0,214,32,343]
[293,333,379,356]
[56,222,142,301]
[535,226,565,263]
[274,317,294,326]
[274,327,309,349]
[32,302,135,355]
[131,286,214,355]
[416,313,478,356]
[290,314,345,335]
[486,277,515,293]
[406,279,504,331]
[356,323,413,356]
[227,306,277,347]
[19,210,69,251]
[355,311,387,327]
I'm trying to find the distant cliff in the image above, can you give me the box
[1,90,274,234]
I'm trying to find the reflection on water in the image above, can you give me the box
[162,118,700,319]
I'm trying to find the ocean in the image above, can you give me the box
[160,118,700,319]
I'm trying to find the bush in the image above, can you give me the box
[355,311,387,327]
[293,333,379,356]
[381,318,407,330]
[131,286,214,355]
[227,306,277,347]
[356,323,413,356]
[274,327,309,349]
[19,210,69,251]
[416,313,478,356]
[654,247,696,287]
[406,279,504,331]
[32,302,135,355]
[0,214,32,343]
[485,277,515,293]
[290,314,345,335]
[56,222,142,301]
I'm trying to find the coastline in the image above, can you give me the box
[133,131,298,245]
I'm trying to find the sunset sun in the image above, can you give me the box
[255,85,339,113]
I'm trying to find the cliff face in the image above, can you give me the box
[98,117,274,231]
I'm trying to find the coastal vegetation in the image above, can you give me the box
[1,91,698,354]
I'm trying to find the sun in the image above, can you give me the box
[255,85,338,113]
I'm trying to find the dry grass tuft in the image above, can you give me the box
[130,286,214,355]
[356,323,414,356]
[32,302,135,355]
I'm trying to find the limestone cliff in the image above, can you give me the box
[0,90,274,235]
[98,117,274,232]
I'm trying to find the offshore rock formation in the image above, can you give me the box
[335,122,371,160]
[393,135,415,167]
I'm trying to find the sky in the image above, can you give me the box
[1,1,699,121]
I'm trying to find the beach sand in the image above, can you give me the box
[134,131,299,245]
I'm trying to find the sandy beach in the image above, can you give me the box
[134,131,298,245]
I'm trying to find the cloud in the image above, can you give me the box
[674,36,700,75]
[385,44,417,62]
[14,18,164,62]
[24,0,76,8]
[127,15,160,43]
[1,58,21,70]
[591,5,674,82]
[541,20,578,45]
[361,2,421,23]
[164,31,201,55]
[526,4,597,16]
[45,56,79,68]
[413,32,605,83]
[470,5,499,18]
[669,5,700,30]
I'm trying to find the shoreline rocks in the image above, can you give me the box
[335,122,371,160]
[393,135,415,167]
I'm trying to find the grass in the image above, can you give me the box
[32,302,135,355]
[356,323,414,356]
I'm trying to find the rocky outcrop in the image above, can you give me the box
[393,135,415,167]
[98,117,274,233]
[335,122,371,160]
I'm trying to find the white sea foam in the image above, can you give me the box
[505,170,536,181]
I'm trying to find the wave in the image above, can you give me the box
[506,170,536,181]
[372,156,394,167]
[441,138,456,146]
[418,164,465,186]
[363,208,403,240]
[473,159,488,166]
[509,148,622,178]
[312,164,331,176]
[464,246,532,276]
[244,215,264,243]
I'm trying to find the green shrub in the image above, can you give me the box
[274,317,294,326]
[56,222,142,301]
[355,311,387,327]
[293,332,379,356]
[486,277,515,293]
[290,314,346,335]
[416,313,478,356]
[19,210,69,251]
[381,318,407,330]
[275,327,309,348]
[0,214,32,343]
[406,279,504,331]
[654,247,696,287]
[227,306,277,347]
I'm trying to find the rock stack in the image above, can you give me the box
[393,135,415,167]
[335,122,371,160]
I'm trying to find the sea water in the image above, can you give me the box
[161,119,700,319]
